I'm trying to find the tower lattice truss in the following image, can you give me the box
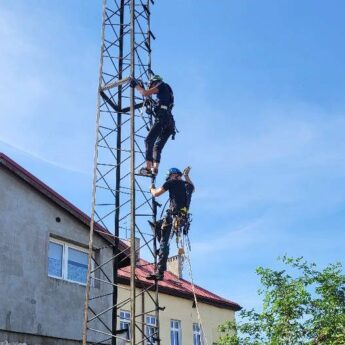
[83,1,161,344]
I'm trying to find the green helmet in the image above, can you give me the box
[150,75,163,83]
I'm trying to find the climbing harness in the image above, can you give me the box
[170,208,192,254]
[173,208,192,253]
[136,76,177,140]
[140,94,178,140]
[143,96,156,116]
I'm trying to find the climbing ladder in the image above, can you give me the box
[82,1,161,344]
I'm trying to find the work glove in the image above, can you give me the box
[129,77,138,88]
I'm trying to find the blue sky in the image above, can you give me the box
[1,0,345,311]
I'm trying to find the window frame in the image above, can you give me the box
[193,323,203,345]
[170,319,182,345]
[48,237,90,286]
[146,315,157,345]
[119,310,131,341]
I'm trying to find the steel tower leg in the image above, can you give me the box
[83,0,161,344]
[112,2,125,344]
[129,1,136,344]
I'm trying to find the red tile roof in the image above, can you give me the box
[0,152,241,311]
[118,259,241,311]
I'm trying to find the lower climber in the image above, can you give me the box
[147,166,194,281]
[130,75,175,176]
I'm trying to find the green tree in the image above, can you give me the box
[217,256,345,345]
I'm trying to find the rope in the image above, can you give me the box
[159,199,169,218]
[157,212,207,344]
[185,246,209,345]
[137,60,151,131]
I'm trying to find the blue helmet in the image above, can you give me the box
[166,167,182,179]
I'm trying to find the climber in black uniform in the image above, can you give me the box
[147,167,194,281]
[130,75,175,176]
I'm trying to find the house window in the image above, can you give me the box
[48,241,63,278]
[67,247,88,283]
[48,238,88,285]
[146,315,157,344]
[170,320,182,345]
[119,310,131,341]
[193,323,203,345]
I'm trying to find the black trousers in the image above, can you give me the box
[145,109,174,163]
[155,214,173,274]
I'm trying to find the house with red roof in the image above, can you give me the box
[0,153,240,345]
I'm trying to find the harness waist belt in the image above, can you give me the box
[160,105,168,110]
[168,207,188,216]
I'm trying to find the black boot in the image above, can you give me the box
[137,167,154,177]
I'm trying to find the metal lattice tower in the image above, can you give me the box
[83,0,161,344]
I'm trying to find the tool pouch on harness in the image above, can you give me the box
[172,208,191,236]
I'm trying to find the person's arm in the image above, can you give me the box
[135,84,159,97]
[129,78,159,96]
[150,185,166,197]
[183,166,194,187]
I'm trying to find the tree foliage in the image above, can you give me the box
[217,256,345,345]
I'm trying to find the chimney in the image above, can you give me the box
[124,237,140,261]
[167,255,184,279]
